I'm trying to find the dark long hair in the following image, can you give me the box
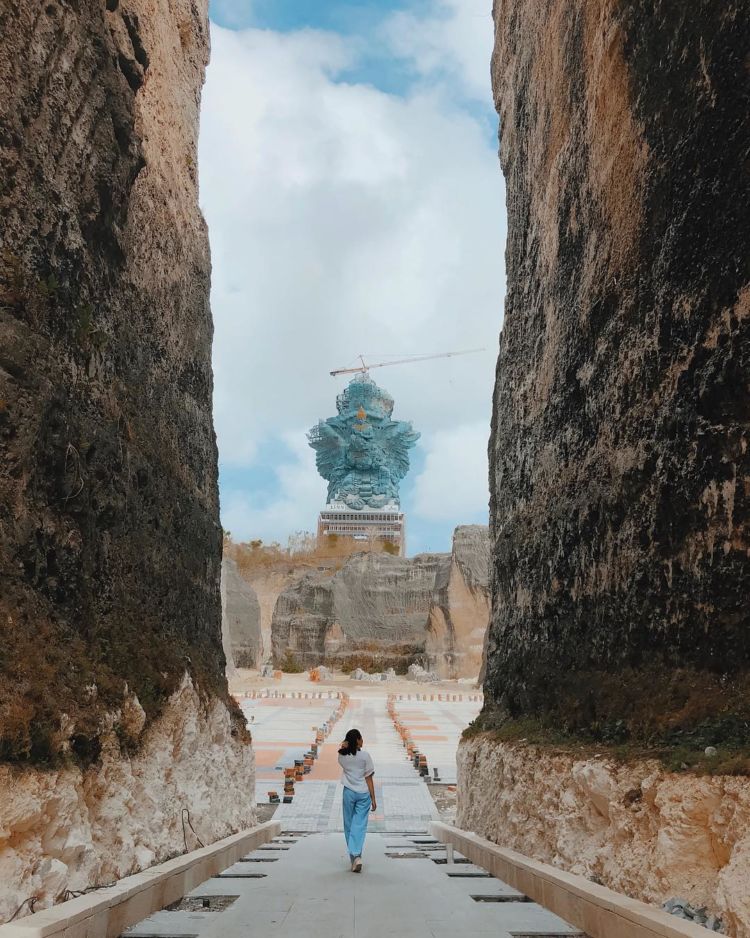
[338,728,362,756]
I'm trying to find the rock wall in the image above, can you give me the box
[484,0,750,743]
[242,568,303,665]
[0,0,254,918]
[458,737,750,935]
[0,676,255,923]
[271,551,451,672]
[426,525,490,679]
[462,1,750,932]
[221,557,262,669]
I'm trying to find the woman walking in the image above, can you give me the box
[338,728,376,872]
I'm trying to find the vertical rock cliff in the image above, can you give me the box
[221,556,262,668]
[426,525,490,679]
[267,531,491,677]
[484,0,749,748]
[461,0,750,932]
[0,0,254,920]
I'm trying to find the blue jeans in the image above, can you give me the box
[342,786,371,859]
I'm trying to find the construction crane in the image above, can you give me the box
[329,348,485,377]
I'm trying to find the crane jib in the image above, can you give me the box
[329,348,485,377]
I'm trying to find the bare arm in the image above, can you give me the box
[365,773,376,811]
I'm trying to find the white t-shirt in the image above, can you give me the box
[338,749,375,794]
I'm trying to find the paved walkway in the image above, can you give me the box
[269,695,437,832]
[389,694,483,784]
[124,690,582,938]
[239,693,346,803]
[124,833,582,938]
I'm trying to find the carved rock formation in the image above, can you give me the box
[269,529,491,676]
[271,552,451,672]
[484,0,750,744]
[426,525,490,679]
[221,557,262,668]
[461,0,750,933]
[241,568,306,665]
[0,0,253,918]
[458,738,750,935]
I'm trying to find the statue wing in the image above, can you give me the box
[379,421,420,481]
[307,420,346,482]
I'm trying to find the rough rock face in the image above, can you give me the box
[425,525,490,679]
[272,552,451,672]
[458,738,750,936]
[0,0,254,918]
[221,557,262,668]
[0,0,229,757]
[241,568,304,665]
[461,4,750,935]
[0,676,256,923]
[485,0,750,742]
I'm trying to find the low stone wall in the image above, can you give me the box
[457,736,750,936]
[432,821,715,938]
[0,821,279,938]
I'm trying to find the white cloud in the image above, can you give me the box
[383,0,495,105]
[199,13,504,548]
[412,421,489,522]
[220,434,327,543]
[211,0,255,29]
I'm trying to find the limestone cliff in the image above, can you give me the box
[0,0,254,919]
[271,552,451,672]
[426,525,490,679]
[238,568,306,665]
[484,0,750,749]
[221,557,262,668]
[461,0,750,933]
[0,677,255,923]
[458,738,750,936]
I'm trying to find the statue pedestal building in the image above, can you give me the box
[308,373,418,557]
[316,502,406,556]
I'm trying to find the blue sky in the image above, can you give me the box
[200,0,505,555]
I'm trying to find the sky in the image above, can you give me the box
[199,0,506,555]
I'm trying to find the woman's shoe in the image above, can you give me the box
[352,856,362,873]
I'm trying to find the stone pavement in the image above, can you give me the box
[239,693,346,803]
[123,832,583,938]
[389,694,482,784]
[269,694,438,832]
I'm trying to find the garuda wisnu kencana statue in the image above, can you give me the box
[307,374,420,510]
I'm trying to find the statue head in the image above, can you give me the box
[335,373,394,421]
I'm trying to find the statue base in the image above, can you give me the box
[317,502,406,556]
